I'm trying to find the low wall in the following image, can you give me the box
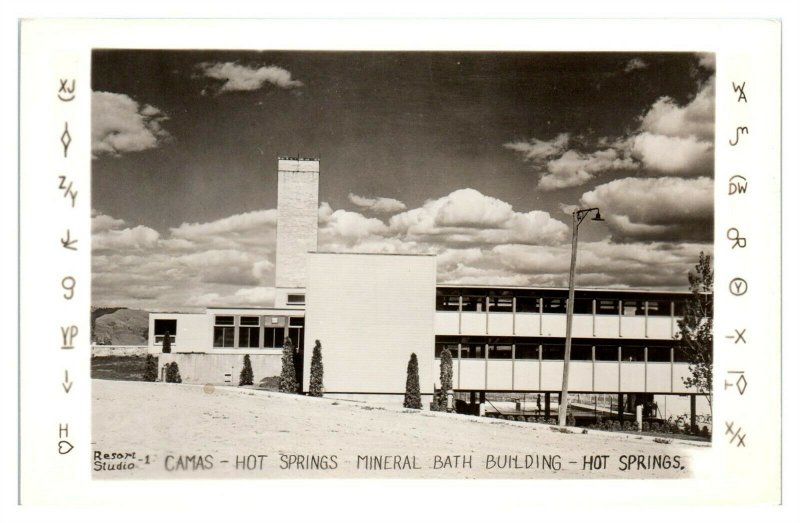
[159,353,282,385]
[92,345,150,357]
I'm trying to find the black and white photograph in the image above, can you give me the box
[87,49,719,479]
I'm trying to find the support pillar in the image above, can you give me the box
[469,391,476,405]
[617,393,624,423]
[690,395,697,433]
[479,391,486,417]
[545,392,551,420]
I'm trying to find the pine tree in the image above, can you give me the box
[308,340,324,397]
[438,347,453,410]
[404,353,422,409]
[676,251,713,413]
[142,354,158,382]
[162,330,172,354]
[166,361,182,383]
[239,354,254,386]
[279,339,298,393]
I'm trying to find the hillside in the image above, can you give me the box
[92,307,149,345]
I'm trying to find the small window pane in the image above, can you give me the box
[488,344,512,359]
[569,345,592,361]
[287,294,305,304]
[542,345,564,360]
[543,298,566,314]
[215,316,234,326]
[597,300,619,315]
[289,317,305,327]
[154,319,177,336]
[573,298,593,314]
[461,296,485,312]
[462,343,484,359]
[515,344,539,360]
[595,346,619,361]
[240,316,259,326]
[647,346,671,362]
[515,297,539,313]
[621,346,644,362]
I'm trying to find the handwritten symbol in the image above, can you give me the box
[62,370,73,393]
[724,329,747,344]
[62,276,76,300]
[61,122,72,157]
[726,227,747,249]
[724,371,747,395]
[728,175,748,195]
[58,175,77,207]
[61,229,77,250]
[725,421,746,447]
[58,78,75,102]
[61,325,78,349]
[729,278,748,296]
[58,440,74,455]
[729,126,749,146]
[732,81,747,103]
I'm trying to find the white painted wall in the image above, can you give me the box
[304,253,436,394]
[149,313,208,352]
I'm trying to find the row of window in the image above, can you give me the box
[434,342,690,363]
[436,295,685,316]
[213,315,305,349]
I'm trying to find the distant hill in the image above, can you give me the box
[92,308,149,345]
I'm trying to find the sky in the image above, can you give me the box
[91,50,715,311]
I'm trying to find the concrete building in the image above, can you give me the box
[148,156,710,422]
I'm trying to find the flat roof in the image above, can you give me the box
[436,284,692,295]
[310,251,437,257]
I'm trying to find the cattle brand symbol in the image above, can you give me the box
[729,278,748,296]
[58,78,76,102]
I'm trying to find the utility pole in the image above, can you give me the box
[558,207,603,427]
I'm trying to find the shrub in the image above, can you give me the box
[623,421,633,431]
[165,361,181,383]
[566,412,576,427]
[642,421,651,432]
[308,340,324,397]
[239,354,254,386]
[279,339,298,393]
[142,354,158,382]
[527,416,536,423]
[403,353,422,409]
[701,426,710,438]
[612,420,622,431]
[654,437,672,444]
[516,415,526,422]
[438,348,453,411]
[430,389,444,411]
[162,331,171,354]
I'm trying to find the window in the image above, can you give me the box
[542,345,565,360]
[622,301,639,316]
[569,345,593,361]
[264,327,285,348]
[461,343,484,359]
[487,344,512,359]
[647,346,671,362]
[594,346,619,361]
[213,316,235,348]
[287,294,305,305]
[238,316,260,348]
[515,296,539,313]
[288,317,304,350]
[644,300,671,316]
[515,344,539,360]
[542,297,566,314]
[596,299,619,315]
[621,346,645,362]
[573,298,593,314]
[488,294,513,312]
[436,290,460,311]
[435,343,459,358]
[154,319,177,344]
[461,295,485,312]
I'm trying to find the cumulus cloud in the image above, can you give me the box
[91,209,126,233]
[624,58,648,72]
[389,188,568,245]
[696,52,715,71]
[506,70,715,185]
[640,82,714,141]
[579,176,714,242]
[348,193,407,214]
[92,92,171,157]
[503,133,570,161]
[197,62,303,93]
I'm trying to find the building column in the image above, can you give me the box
[617,393,624,422]
[690,395,697,433]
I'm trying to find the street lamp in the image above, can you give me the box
[558,207,604,427]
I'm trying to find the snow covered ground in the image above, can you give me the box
[91,379,709,479]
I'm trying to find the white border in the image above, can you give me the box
[7,9,795,522]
